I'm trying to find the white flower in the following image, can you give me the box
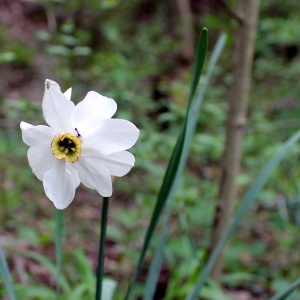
[21,79,139,209]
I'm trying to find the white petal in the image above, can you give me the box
[20,121,33,130]
[74,156,112,197]
[43,160,79,209]
[82,119,139,156]
[100,151,135,177]
[21,124,53,147]
[42,79,75,134]
[28,146,56,180]
[69,164,81,188]
[73,91,117,133]
[64,88,72,101]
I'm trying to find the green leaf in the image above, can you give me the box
[142,210,170,300]
[73,249,95,282]
[189,28,208,105]
[270,277,300,300]
[221,272,263,287]
[124,27,208,300]
[142,33,227,300]
[185,129,300,300]
[66,283,90,300]
[73,47,92,56]
[46,45,71,56]
[15,285,56,299]
[0,247,16,300]
[201,280,232,300]
[23,251,71,294]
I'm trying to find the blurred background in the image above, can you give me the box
[1,0,300,299]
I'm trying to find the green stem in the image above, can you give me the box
[95,197,110,300]
[55,209,63,300]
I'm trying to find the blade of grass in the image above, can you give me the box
[73,249,95,282]
[55,209,63,300]
[142,33,227,300]
[124,28,208,300]
[188,29,209,105]
[0,247,16,300]
[23,251,70,293]
[142,209,170,300]
[270,277,300,300]
[95,197,110,300]
[178,205,197,255]
[185,129,300,300]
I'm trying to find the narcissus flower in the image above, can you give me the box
[21,79,139,209]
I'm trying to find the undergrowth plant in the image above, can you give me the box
[1,12,300,299]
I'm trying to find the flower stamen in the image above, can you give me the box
[75,128,81,137]
[51,133,82,162]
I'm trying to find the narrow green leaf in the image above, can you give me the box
[0,247,16,300]
[15,285,56,300]
[189,28,208,105]
[142,33,227,300]
[95,197,110,300]
[270,277,300,300]
[55,209,63,300]
[15,285,56,299]
[142,208,170,300]
[73,249,95,282]
[124,28,208,300]
[185,129,300,300]
[23,251,70,293]
[66,284,89,300]
[179,207,197,255]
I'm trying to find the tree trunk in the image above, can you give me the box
[176,0,194,62]
[208,0,260,280]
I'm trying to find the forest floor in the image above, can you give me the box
[0,1,295,300]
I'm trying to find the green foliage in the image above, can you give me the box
[4,249,116,300]
[1,0,300,299]
[0,248,16,300]
[124,28,208,300]
[186,130,300,300]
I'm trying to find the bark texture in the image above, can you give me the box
[176,0,194,62]
[208,0,260,280]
